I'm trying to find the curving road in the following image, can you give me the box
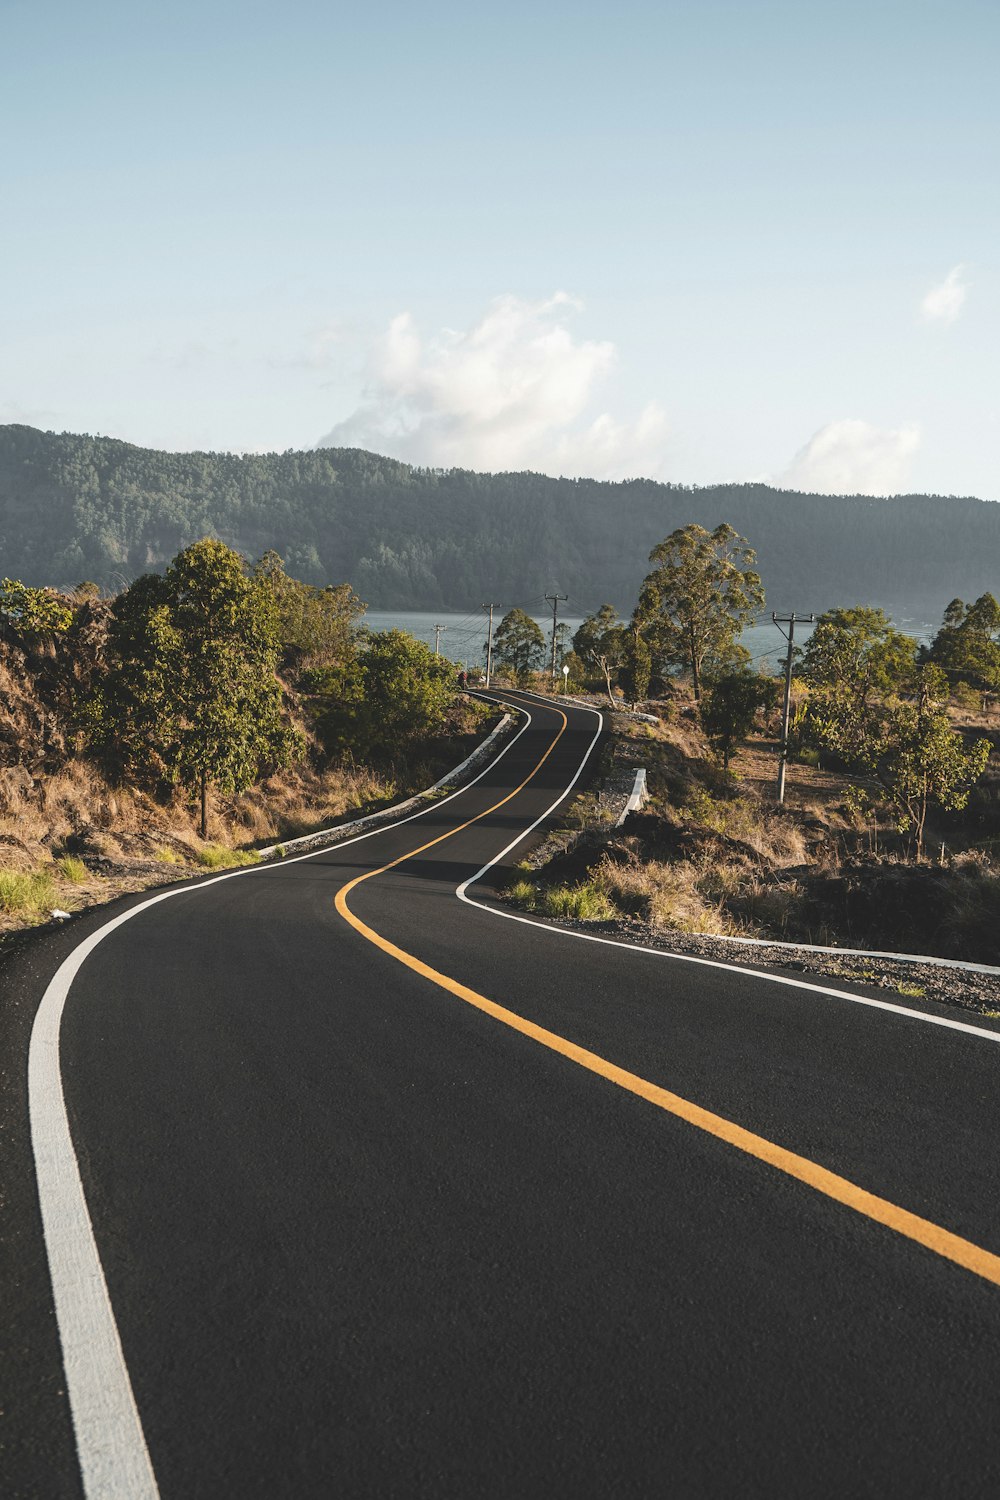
[6,690,1000,1497]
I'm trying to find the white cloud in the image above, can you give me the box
[920,264,968,325]
[316,293,667,478]
[781,419,920,496]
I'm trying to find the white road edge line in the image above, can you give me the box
[456,694,1000,1048]
[27,708,535,1499]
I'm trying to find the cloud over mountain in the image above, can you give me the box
[781,419,920,496]
[316,294,667,478]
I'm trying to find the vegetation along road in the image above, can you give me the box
[6,691,1000,1497]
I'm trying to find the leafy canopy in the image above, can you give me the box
[91,539,301,828]
[702,671,780,769]
[0,578,75,639]
[573,605,627,704]
[312,629,454,761]
[799,607,917,707]
[252,549,365,668]
[633,523,763,699]
[492,608,546,684]
[927,593,1000,705]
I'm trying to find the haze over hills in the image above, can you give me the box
[0,423,996,619]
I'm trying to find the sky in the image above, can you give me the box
[3,0,997,497]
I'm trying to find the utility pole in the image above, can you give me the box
[545,592,568,678]
[772,612,814,805]
[482,603,499,687]
[433,623,446,657]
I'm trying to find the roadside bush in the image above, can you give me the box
[0,868,57,918]
[195,844,260,870]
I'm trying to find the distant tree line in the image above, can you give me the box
[4,422,1000,616]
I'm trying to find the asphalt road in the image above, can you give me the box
[5,690,1000,1497]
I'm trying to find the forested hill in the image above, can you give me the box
[1,423,996,615]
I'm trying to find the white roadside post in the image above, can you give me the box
[562,664,569,695]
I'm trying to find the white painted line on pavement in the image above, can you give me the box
[27,707,535,1498]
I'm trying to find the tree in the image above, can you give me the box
[492,608,546,684]
[633,524,763,700]
[573,605,627,705]
[927,593,1000,710]
[0,578,74,640]
[92,540,301,836]
[252,550,364,670]
[702,671,780,769]
[806,685,990,858]
[618,631,651,707]
[800,607,917,709]
[312,630,453,760]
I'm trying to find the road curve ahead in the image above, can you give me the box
[9,690,1000,1498]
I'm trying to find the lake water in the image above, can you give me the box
[364,609,936,673]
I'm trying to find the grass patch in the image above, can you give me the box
[0,868,56,918]
[506,876,618,922]
[598,853,741,935]
[56,855,88,884]
[896,981,927,998]
[541,882,618,921]
[154,846,186,866]
[195,844,260,870]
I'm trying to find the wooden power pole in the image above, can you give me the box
[545,592,568,678]
[433,623,446,656]
[482,603,499,687]
[772,612,814,804]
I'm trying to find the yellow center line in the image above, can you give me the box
[335,706,1000,1290]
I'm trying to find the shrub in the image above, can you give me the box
[154,846,186,865]
[541,882,618,921]
[0,868,57,917]
[56,855,88,883]
[195,844,259,870]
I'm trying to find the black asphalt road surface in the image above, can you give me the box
[5,691,1000,1497]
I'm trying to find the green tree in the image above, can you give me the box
[702,670,780,769]
[0,578,74,640]
[313,630,453,760]
[573,605,627,704]
[93,540,301,835]
[927,593,1000,710]
[633,524,763,700]
[252,550,365,670]
[492,608,546,684]
[618,631,652,707]
[800,607,917,709]
[807,691,989,858]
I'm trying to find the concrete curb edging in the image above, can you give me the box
[256,712,515,859]
[615,769,649,827]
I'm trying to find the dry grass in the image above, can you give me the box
[680,787,809,866]
[595,851,744,935]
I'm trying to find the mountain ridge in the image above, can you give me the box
[0,423,994,616]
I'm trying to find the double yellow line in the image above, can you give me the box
[336,707,1000,1290]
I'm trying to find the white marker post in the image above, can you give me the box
[562,664,569,695]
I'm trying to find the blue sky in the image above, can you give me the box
[3,0,997,496]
